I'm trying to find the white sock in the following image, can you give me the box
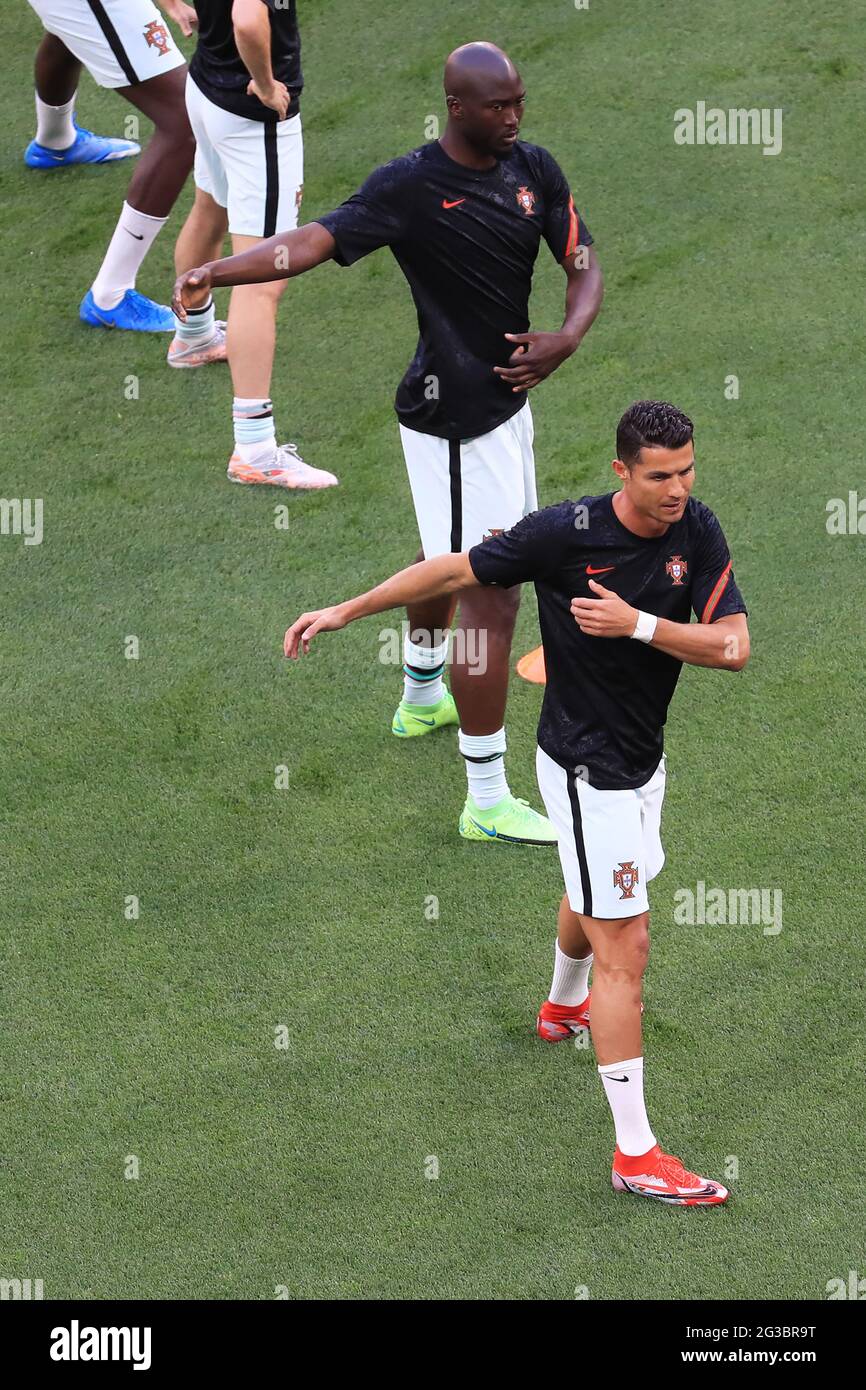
[598,1056,656,1157]
[174,296,216,345]
[458,727,508,809]
[91,202,167,310]
[35,91,76,149]
[549,940,593,1006]
[233,397,276,464]
[402,634,448,706]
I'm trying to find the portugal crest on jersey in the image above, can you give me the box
[613,861,639,899]
[665,554,688,585]
[516,185,536,216]
[143,20,171,56]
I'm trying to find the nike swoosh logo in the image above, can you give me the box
[586,565,616,575]
[469,817,498,837]
[411,716,436,726]
[89,310,117,326]
[608,1075,629,1083]
[442,198,466,209]
[125,230,145,240]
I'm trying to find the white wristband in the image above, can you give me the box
[631,610,658,643]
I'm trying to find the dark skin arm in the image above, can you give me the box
[494,244,603,392]
[172,222,337,318]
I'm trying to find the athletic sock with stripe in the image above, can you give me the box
[402,634,448,706]
[459,727,509,809]
[233,398,277,465]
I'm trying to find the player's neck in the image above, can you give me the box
[612,488,670,539]
[438,130,498,171]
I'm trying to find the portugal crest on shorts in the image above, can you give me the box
[665,554,688,585]
[143,20,171,56]
[613,861,639,899]
[516,185,536,216]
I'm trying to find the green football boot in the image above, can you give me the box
[391,689,459,738]
[458,792,559,845]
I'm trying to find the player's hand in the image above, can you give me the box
[284,606,348,659]
[247,79,290,120]
[165,1,198,36]
[570,580,638,638]
[171,266,213,321]
[494,330,578,392]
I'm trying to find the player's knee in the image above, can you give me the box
[595,914,650,980]
[248,276,288,306]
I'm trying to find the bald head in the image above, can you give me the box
[442,42,525,160]
[444,42,518,99]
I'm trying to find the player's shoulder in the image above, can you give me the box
[525,498,582,530]
[684,495,726,539]
[364,145,431,189]
[510,498,584,547]
[513,140,566,183]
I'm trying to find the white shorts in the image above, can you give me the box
[536,746,667,920]
[186,75,304,238]
[27,0,186,88]
[399,401,537,556]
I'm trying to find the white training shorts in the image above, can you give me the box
[399,400,537,556]
[186,75,304,239]
[536,746,667,920]
[27,0,186,89]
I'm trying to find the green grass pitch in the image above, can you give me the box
[1,0,863,1299]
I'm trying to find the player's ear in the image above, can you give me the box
[612,457,628,483]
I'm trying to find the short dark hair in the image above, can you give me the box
[616,401,694,467]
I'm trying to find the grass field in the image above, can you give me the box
[2,0,864,1300]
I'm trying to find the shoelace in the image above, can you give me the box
[659,1153,698,1186]
[276,444,307,471]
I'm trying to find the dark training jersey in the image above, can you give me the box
[316,140,592,440]
[468,494,748,790]
[190,0,302,122]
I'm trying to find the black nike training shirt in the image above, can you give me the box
[316,139,593,440]
[468,494,748,790]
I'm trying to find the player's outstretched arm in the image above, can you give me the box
[172,223,337,318]
[284,553,478,659]
[571,579,750,670]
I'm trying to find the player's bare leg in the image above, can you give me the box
[565,909,728,1204]
[578,911,647,1066]
[225,234,336,488]
[34,31,80,106]
[27,32,139,169]
[175,188,228,273]
[117,67,195,217]
[168,188,229,368]
[450,582,520,733]
[82,67,194,330]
